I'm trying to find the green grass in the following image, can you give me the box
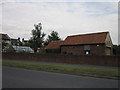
[2,60,119,79]
[0,60,2,66]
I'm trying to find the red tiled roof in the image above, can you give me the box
[0,33,10,40]
[45,41,63,49]
[45,32,109,49]
[63,32,108,45]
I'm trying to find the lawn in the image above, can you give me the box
[2,60,119,79]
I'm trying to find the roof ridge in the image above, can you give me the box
[51,40,63,42]
[0,33,7,35]
[67,31,109,37]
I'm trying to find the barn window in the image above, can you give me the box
[85,50,90,55]
[97,45,100,47]
[86,51,89,55]
[84,45,90,55]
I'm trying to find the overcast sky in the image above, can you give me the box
[0,0,119,45]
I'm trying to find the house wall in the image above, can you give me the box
[61,44,106,55]
[105,33,113,55]
[61,45,84,55]
[90,44,106,55]
[105,47,111,55]
[105,33,113,47]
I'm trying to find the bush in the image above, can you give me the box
[46,48,60,53]
[38,48,46,54]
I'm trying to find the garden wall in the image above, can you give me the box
[2,52,119,67]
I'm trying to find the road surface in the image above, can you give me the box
[2,66,118,88]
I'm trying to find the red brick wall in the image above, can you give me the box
[2,52,119,67]
[61,44,106,55]
[61,45,84,55]
[90,44,105,55]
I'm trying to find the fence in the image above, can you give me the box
[2,52,119,67]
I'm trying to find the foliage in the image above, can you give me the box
[113,45,120,55]
[46,48,61,53]
[29,23,46,52]
[17,37,23,46]
[2,41,9,52]
[22,42,30,47]
[38,48,61,54]
[5,45,15,52]
[2,41,8,49]
[117,45,120,55]
[38,48,46,54]
[44,31,61,46]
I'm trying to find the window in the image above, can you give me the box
[85,50,90,55]
[84,45,91,55]
[97,45,100,47]
[86,51,89,55]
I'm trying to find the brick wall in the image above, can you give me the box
[2,52,119,67]
[90,44,105,55]
[61,45,84,55]
[61,44,106,55]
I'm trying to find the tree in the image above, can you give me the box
[2,41,8,51]
[117,45,120,55]
[44,31,61,46]
[17,37,23,46]
[113,45,117,55]
[29,23,46,52]
[113,45,120,55]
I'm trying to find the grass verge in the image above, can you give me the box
[2,60,119,79]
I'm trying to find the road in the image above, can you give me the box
[2,66,118,88]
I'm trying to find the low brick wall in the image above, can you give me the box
[2,52,119,67]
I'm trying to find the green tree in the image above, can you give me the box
[113,45,120,55]
[29,23,46,52]
[117,45,120,55]
[44,31,61,46]
[113,45,117,55]
[2,41,8,50]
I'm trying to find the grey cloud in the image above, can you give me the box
[2,2,118,44]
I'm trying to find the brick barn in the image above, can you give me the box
[45,41,63,53]
[61,32,113,55]
[45,32,113,55]
[45,41,63,50]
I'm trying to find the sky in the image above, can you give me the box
[0,0,119,45]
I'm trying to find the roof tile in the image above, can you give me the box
[45,32,109,49]
[0,34,10,40]
[63,32,108,45]
[45,41,63,49]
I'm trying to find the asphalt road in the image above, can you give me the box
[2,66,118,88]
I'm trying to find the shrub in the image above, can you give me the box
[46,48,60,53]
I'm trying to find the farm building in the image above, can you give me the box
[45,41,63,49]
[46,32,113,55]
[45,41,63,53]
[61,32,113,55]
